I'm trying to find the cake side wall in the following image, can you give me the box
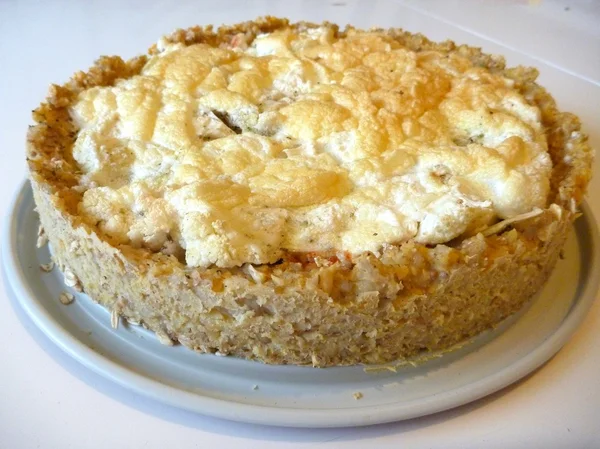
[31,175,570,366]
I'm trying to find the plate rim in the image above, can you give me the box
[3,179,600,428]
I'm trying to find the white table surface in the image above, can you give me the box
[1,0,599,447]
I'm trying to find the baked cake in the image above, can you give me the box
[27,17,593,366]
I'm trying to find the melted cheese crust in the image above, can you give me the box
[70,27,552,268]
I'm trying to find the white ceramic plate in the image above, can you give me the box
[3,181,599,428]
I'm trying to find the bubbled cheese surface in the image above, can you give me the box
[70,27,552,268]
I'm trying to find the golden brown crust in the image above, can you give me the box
[27,17,593,366]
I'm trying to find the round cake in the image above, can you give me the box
[27,17,593,366]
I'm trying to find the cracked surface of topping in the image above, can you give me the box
[70,26,552,268]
